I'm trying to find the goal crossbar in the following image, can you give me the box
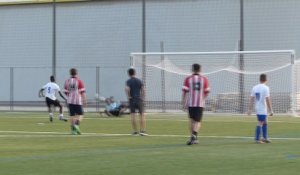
[131,50,295,56]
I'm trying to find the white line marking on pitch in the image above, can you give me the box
[0,130,299,140]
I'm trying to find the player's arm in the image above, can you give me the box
[38,88,45,97]
[247,96,255,115]
[63,80,71,96]
[181,78,189,110]
[58,91,67,101]
[181,90,188,110]
[81,92,87,107]
[78,80,87,107]
[140,83,145,101]
[266,97,273,116]
[125,84,131,100]
[204,77,210,98]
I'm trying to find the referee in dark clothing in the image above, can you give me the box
[125,68,147,136]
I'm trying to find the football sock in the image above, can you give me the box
[255,126,261,141]
[262,124,268,139]
[49,113,53,118]
[192,131,198,139]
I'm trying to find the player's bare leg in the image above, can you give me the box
[70,115,82,135]
[139,112,148,136]
[255,121,264,143]
[261,120,271,143]
[187,119,200,145]
[131,113,138,135]
[74,115,82,134]
[70,117,77,135]
[58,104,67,122]
[48,106,53,122]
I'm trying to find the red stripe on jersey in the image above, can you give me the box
[64,77,85,105]
[183,74,209,107]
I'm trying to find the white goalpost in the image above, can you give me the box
[130,50,298,116]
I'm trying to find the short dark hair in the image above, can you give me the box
[70,68,77,76]
[260,74,267,82]
[128,68,135,76]
[50,75,55,82]
[192,64,201,72]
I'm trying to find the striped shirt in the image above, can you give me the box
[182,74,210,107]
[64,77,85,105]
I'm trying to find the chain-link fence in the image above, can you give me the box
[1,0,300,112]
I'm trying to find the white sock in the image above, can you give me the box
[49,113,53,118]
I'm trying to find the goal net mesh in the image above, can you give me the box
[131,50,298,115]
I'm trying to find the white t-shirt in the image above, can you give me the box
[250,83,270,115]
[42,82,61,100]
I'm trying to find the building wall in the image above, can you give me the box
[0,0,299,103]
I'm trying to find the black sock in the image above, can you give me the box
[192,131,198,137]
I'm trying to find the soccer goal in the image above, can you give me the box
[130,50,299,115]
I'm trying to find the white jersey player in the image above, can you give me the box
[248,74,273,144]
[39,76,67,122]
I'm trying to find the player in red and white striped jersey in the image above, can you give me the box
[64,68,87,135]
[182,64,210,145]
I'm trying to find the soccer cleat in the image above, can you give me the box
[59,117,68,122]
[49,116,53,122]
[262,139,271,143]
[193,139,199,144]
[255,140,264,144]
[71,130,77,135]
[186,135,198,145]
[74,125,81,135]
[131,131,139,136]
[186,138,194,145]
[140,131,148,136]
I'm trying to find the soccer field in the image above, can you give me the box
[0,112,299,175]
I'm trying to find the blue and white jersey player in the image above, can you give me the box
[248,73,273,144]
[39,75,67,122]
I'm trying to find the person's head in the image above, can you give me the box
[105,98,111,105]
[110,96,115,102]
[192,63,201,73]
[260,73,267,83]
[128,68,136,77]
[70,68,77,77]
[50,75,55,82]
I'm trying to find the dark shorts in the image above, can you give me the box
[109,110,120,116]
[188,107,204,122]
[129,99,144,113]
[68,104,84,116]
[46,97,61,108]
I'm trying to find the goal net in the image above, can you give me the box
[130,50,299,115]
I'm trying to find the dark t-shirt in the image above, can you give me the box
[126,77,143,100]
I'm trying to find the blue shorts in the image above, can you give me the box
[257,114,267,122]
